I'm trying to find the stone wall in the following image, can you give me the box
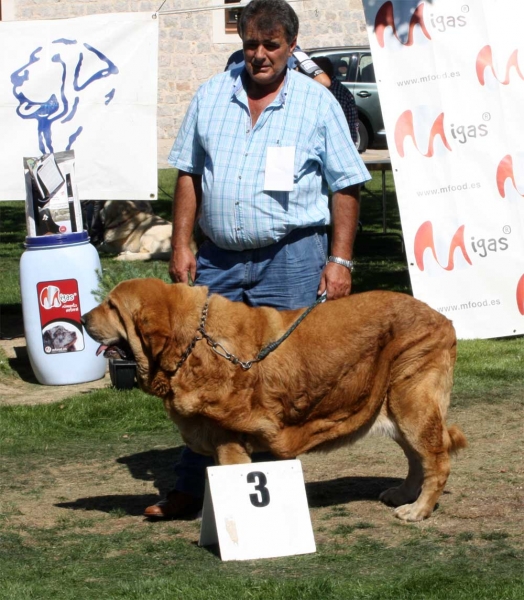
[7,0,368,167]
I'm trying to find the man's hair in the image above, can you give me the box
[311,56,334,79]
[238,0,299,43]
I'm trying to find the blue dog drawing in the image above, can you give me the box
[11,38,119,154]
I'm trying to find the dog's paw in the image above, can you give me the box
[393,502,430,522]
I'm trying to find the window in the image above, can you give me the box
[212,0,242,44]
[357,54,375,83]
[225,0,243,34]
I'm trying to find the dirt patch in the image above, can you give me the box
[2,424,523,550]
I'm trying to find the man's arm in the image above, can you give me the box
[169,170,202,284]
[318,184,360,300]
[293,50,331,88]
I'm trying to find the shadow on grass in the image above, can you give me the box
[55,446,185,515]
[0,303,24,339]
[305,476,402,508]
[56,440,403,515]
[55,493,163,517]
[9,345,39,384]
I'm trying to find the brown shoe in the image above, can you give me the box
[144,490,203,520]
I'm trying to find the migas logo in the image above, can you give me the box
[414,222,471,271]
[39,285,77,309]
[395,110,488,157]
[476,46,524,86]
[414,221,508,272]
[374,1,467,48]
[497,155,520,198]
[395,110,449,158]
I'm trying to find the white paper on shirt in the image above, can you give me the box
[264,146,295,192]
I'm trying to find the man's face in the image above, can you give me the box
[242,23,296,87]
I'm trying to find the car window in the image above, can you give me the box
[323,54,353,82]
[357,54,375,83]
[333,56,350,82]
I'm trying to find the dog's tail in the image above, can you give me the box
[448,425,467,455]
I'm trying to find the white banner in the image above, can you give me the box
[0,12,158,201]
[361,0,524,339]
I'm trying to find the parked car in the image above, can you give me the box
[307,46,386,153]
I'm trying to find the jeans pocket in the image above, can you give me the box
[312,232,328,265]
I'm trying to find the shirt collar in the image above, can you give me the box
[232,67,290,106]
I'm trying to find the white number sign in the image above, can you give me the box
[199,460,316,561]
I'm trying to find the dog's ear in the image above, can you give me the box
[114,278,179,365]
[135,307,173,363]
[74,43,119,91]
[159,283,210,368]
[110,279,209,371]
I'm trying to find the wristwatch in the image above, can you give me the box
[328,256,354,272]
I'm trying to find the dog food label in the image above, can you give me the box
[37,279,85,354]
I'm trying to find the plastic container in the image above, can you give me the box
[109,357,137,390]
[20,231,106,385]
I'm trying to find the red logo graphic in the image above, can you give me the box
[395,110,451,157]
[476,45,524,85]
[375,1,431,48]
[517,275,524,315]
[496,155,524,198]
[40,285,62,309]
[414,221,472,271]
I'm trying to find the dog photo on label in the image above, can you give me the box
[82,279,467,522]
[43,324,77,352]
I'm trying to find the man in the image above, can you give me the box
[144,0,371,520]
[311,56,360,147]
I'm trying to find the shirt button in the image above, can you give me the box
[239,175,242,180]
[235,202,239,205]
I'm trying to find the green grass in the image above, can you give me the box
[1,387,522,598]
[0,388,173,456]
[452,337,524,406]
[0,489,522,600]
[1,170,523,600]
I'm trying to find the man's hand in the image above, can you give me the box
[169,245,196,284]
[317,262,352,300]
[169,170,202,285]
[319,184,360,300]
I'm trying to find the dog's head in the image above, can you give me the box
[43,324,77,350]
[81,279,208,394]
[11,40,119,153]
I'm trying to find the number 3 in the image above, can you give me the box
[247,471,271,507]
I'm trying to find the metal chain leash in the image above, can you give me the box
[172,293,326,374]
[170,302,208,376]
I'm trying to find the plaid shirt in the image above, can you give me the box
[329,78,359,144]
[168,68,370,251]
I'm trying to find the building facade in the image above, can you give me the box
[1,0,368,166]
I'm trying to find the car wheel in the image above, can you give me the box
[356,119,369,153]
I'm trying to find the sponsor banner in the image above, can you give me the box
[361,0,524,338]
[0,13,158,201]
[37,279,85,354]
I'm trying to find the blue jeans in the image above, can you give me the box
[174,226,328,497]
